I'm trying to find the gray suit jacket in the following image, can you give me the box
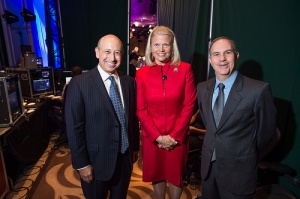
[197,72,276,195]
[65,67,139,181]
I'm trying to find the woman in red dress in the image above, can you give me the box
[136,26,197,199]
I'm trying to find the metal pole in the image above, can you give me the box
[57,0,66,69]
[206,0,214,80]
[127,0,130,75]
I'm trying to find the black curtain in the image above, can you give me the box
[0,17,9,69]
[157,0,201,64]
[157,0,208,83]
[59,0,128,72]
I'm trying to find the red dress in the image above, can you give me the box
[136,61,196,186]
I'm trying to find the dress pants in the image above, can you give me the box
[201,161,255,199]
[80,150,131,199]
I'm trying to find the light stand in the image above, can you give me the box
[206,0,215,80]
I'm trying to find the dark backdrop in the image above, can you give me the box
[59,0,128,72]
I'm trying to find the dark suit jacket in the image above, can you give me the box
[197,72,276,195]
[65,67,139,181]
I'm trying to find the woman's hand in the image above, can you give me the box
[157,135,178,150]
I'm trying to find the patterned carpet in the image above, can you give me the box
[5,134,201,199]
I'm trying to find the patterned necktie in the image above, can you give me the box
[108,76,129,153]
[211,83,225,161]
[213,83,225,127]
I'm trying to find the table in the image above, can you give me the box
[0,101,51,182]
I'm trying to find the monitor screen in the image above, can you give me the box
[5,74,24,119]
[41,70,49,77]
[36,57,43,67]
[9,92,19,111]
[32,79,50,92]
[28,69,54,97]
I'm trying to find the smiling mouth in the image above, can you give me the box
[106,61,117,67]
[219,62,228,67]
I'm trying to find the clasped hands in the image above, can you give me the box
[156,135,178,150]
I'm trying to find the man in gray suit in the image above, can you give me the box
[65,34,139,199]
[197,37,276,198]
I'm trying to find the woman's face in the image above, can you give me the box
[151,34,172,65]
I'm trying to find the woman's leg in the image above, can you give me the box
[153,181,167,199]
[169,183,182,199]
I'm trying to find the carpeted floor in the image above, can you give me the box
[5,134,202,199]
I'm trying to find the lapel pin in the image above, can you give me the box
[174,67,178,72]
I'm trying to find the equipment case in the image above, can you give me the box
[8,68,55,99]
[0,74,24,127]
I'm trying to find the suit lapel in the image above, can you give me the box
[119,74,129,124]
[89,67,116,115]
[203,79,216,130]
[217,73,243,130]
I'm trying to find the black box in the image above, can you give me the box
[0,74,24,127]
[11,68,56,99]
[23,53,37,68]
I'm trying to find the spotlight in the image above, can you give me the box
[2,10,19,24]
[21,8,36,23]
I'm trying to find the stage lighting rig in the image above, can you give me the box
[2,10,19,24]
[21,8,36,23]
[1,8,36,28]
[1,8,36,44]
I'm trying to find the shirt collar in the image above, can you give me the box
[97,64,119,81]
[215,71,238,91]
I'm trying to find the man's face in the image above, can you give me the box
[95,35,123,75]
[209,39,239,81]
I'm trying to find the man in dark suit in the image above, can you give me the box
[65,34,140,199]
[197,37,276,199]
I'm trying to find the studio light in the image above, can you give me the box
[1,8,36,44]
[2,10,19,24]
[21,8,36,23]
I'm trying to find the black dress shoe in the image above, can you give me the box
[194,194,202,199]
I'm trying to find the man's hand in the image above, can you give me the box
[132,151,139,163]
[79,165,94,183]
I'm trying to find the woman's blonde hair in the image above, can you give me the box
[145,26,181,66]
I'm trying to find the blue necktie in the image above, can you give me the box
[108,76,129,153]
[211,83,225,161]
[213,83,225,127]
